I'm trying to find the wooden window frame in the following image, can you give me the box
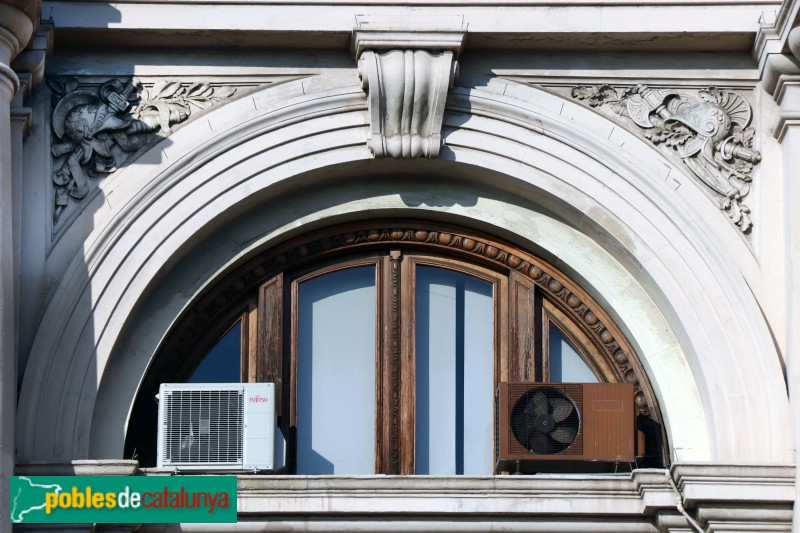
[400,254,507,474]
[542,299,613,383]
[287,257,383,473]
[126,221,668,470]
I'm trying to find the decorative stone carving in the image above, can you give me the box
[358,50,457,159]
[353,28,464,159]
[48,77,236,225]
[571,84,761,233]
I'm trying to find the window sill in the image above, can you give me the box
[15,462,795,532]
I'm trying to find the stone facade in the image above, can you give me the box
[2,0,799,530]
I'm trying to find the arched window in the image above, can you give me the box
[127,221,666,473]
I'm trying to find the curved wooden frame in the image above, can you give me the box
[127,219,667,467]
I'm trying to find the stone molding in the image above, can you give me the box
[354,29,464,159]
[671,463,796,505]
[771,76,800,141]
[352,28,464,58]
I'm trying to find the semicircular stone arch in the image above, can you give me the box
[16,73,791,466]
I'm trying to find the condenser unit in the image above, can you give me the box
[496,382,635,469]
[157,382,275,471]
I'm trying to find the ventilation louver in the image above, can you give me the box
[157,383,275,472]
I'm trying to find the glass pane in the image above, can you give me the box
[415,266,494,475]
[188,320,241,383]
[297,266,376,474]
[549,323,599,383]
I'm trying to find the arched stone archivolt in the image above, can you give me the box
[16,73,791,466]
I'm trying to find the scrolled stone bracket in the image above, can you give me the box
[354,29,464,159]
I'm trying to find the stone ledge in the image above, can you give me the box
[10,463,793,530]
[671,463,796,506]
[15,460,140,476]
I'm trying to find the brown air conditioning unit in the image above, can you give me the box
[496,382,635,466]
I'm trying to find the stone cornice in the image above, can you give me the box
[44,2,768,53]
[352,29,465,60]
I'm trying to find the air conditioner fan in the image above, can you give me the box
[510,387,581,454]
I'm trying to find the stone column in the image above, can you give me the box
[0,0,34,531]
[766,27,800,533]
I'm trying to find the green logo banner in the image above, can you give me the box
[10,476,237,523]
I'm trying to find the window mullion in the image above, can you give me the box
[377,251,403,474]
[534,287,544,382]
[399,254,416,474]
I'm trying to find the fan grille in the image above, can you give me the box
[508,384,583,456]
[161,389,244,465]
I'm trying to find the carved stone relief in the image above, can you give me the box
[48,77,236,228]
[571,84,761,233]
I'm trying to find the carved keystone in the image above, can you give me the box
[353,27,465,159]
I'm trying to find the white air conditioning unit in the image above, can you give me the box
[157,382,275,471]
